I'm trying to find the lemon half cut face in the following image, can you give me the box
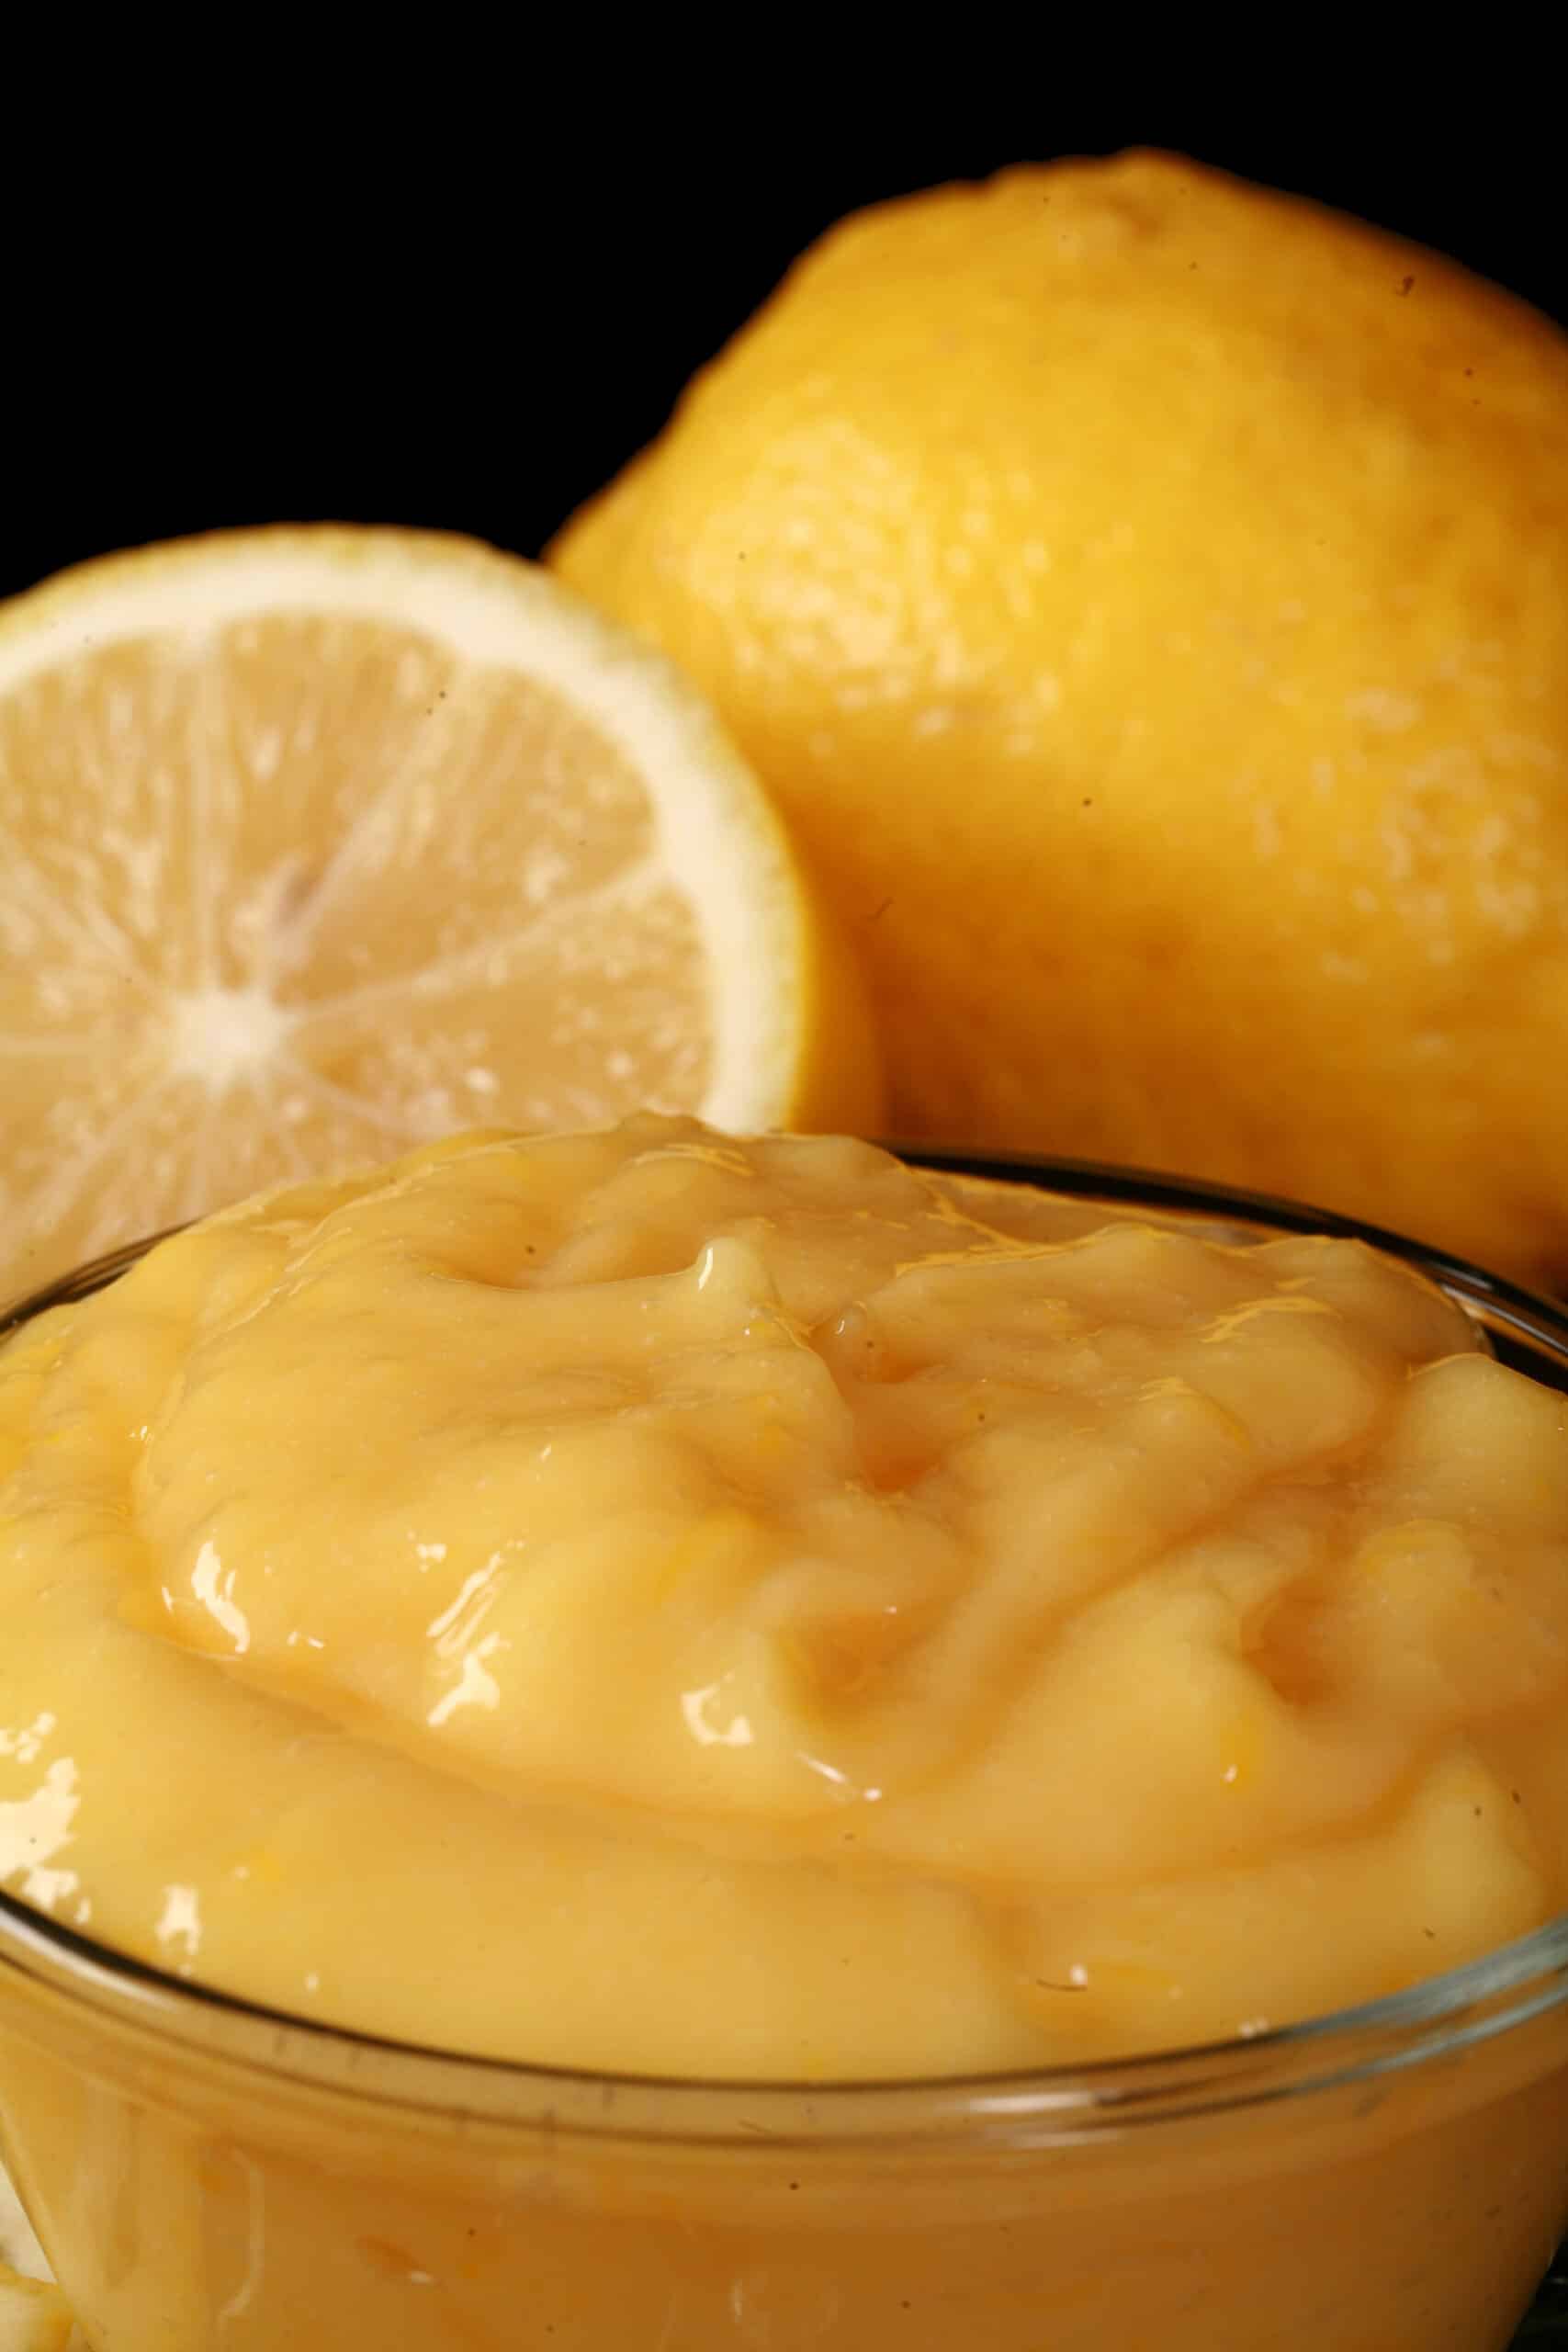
[0,526,882,1297]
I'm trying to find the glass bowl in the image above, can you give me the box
[2,1153,1567,2352]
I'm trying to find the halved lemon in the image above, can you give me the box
[0,528,882,1298]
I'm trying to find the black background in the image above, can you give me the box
[8,95,1562,605]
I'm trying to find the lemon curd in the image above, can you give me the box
[2,1113,1566,2096]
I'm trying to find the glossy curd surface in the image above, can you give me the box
[3,1115,1566,2083]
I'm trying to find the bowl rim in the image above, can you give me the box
[3,1145,1567,2147]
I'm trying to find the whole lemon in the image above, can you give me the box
[551,150,1568,1291]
